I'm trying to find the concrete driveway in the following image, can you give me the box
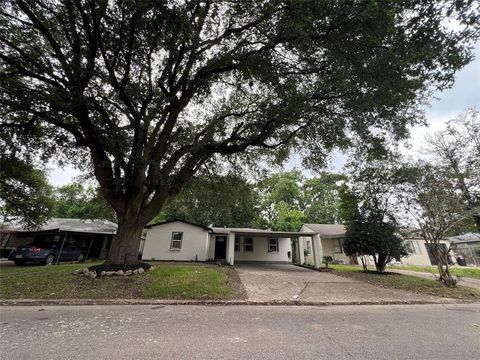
[234,263,445,303]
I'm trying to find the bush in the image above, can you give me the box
[322,256,333,268]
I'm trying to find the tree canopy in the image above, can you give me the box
[152,174,258,228]
[53,182,116,222]
[0,156,54,227]
[1,0,479,264]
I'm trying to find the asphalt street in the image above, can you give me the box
[1,304,479,360]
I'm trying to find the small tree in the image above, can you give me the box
[425,108,480,231]
[343,204,411,273]
[322,256,333,269]
[401,164,467,286]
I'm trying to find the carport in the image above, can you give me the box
[209,227,321,267]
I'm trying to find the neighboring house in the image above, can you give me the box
[401,238,452,266]
[296,224,453,267]
[449,233,480,267]
[142,220,316,265]
[0,218,117,260]
[297,224,348,266]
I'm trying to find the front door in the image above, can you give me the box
[215,236,227,259]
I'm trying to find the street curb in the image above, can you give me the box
[0,298,471,307]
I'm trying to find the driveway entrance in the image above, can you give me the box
[234,262,438,303]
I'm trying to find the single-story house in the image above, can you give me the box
[141,220,317,265]
[141,220,456,268]
[401,238,453,266]
[297,224,349,266]
[449,233,480,267]
[297,225,453,267]
[0,218,117,260]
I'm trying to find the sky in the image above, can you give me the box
[48,44,480,186]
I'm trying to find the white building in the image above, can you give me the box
[142,220,449,267]
[142,220,316,265]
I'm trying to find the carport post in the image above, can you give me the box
[298,238,305,265]
[226,232,235,266]
[56,234,67,265]
[311,234,322,269]
[85,234,94,260]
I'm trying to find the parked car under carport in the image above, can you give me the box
[8,238,84,265]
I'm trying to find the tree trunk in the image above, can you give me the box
[106,219,144,265]
[430,242,457,287]
[375,254,387,273]
[360,256,368,272]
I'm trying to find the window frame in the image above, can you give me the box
[306,240,312,254]
[333,239,343,254]
[170,232,183,250]
[268,238,279,253]
[244,237,254,252]
[409,240,422,255]
[234,236,240,252]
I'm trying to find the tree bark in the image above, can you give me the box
[106,218,144,265]
[429,241,457,287]
[374,253,388,273]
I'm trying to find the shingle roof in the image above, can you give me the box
[145,219,212,231]
[2,218,117,234]
[448,232,480,244]
[302,224,346,238]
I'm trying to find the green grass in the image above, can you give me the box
[0,262,232,300]
[388,265,480,280]
[329,264,480,300]
[144,264,230,299]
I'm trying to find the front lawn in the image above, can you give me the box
[388,265,480,280]
[329,264,480,300]
[0,262,237,300]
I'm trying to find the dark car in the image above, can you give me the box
[8,238,85,265]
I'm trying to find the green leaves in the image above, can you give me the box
[52,183,116,222]
[0,156,54,228]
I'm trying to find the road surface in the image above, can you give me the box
[1,304,479,359]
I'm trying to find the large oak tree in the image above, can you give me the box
[1,0,479,264]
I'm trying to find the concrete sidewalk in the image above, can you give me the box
[388,269,480,290]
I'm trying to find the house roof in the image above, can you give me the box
[145,219,212,231]
[210,227,316,237]
[448,232,480,244]
[1,218,117,234]
[302,224,346,238]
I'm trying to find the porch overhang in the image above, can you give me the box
[210,228,316,238]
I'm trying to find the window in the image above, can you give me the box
[333,239,343,254]
[234,237,240,252]
[268,238,278,252]
[244,238,253,252]
[408,240,422,255]
[306,240,312,254]
[170,232,183,250]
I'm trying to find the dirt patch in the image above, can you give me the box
[225,267,247,300]
[71,272,151,299]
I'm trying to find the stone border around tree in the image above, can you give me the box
[74,266,155,278]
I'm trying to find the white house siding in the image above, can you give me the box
[321,238,350,264]
[142,221,209,261]
[207,236,216,260]
[400,239,451,266]
[221,235,292,263]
